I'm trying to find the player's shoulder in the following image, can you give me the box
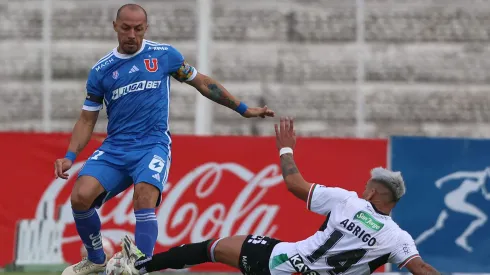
[378,216,414,243]
[394,227,415,243]
[144,40,179,54]
[315,185,358,198]
[90,48,118,75]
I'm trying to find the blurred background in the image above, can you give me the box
[2,0,490,138]
[2,0,490,274]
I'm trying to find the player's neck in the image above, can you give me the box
[369,202,391,216]
[117,44,142,55]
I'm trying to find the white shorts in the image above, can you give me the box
[269,242,320,275]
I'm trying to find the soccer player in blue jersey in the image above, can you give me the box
[54,4,275,275]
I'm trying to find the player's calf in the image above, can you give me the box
[122,235,221,274]
[133,182,160,257]
[71,176,107,265]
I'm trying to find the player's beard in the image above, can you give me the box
[123,44,138,54]
[122,42,139,54]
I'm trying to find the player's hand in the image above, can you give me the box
[274,117,296,150]
[242,105,275,118]
[54,158,73,180]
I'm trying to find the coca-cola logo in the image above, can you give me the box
[36,162,284,247]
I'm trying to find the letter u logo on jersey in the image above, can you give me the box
[144,58,158,72]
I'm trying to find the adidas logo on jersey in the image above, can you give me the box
[152,173,160,181]
[129,65,140,74]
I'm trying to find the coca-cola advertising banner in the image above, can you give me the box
[0,133,387,272]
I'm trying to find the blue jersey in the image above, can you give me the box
[83,39,197,150]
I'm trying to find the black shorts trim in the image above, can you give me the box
[238,235,282,275]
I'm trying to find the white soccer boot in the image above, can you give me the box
[121,235,148,275]
[61,254,107,275]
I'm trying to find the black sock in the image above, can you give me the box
[136,239,214,273]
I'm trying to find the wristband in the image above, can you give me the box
[235,102,248,115]
[65,151,76,162]
[279,147,293,156]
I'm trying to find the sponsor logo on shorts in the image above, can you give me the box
[288,254,320,275]
[149,155,165,173]
[354,211,384,231]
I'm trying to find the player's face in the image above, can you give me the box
[113,9,148,55]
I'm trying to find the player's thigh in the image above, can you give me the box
[222,235,282,275]
[77,149,132,208]
[131,145,171,207]
[213,235,248,268]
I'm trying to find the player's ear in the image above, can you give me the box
[113,21,117,32]
[364,186,376,201]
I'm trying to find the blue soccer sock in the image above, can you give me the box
[135,208,158,256]
[73,208,106,264]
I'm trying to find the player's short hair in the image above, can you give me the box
[369,167,406,202]
[116,3,148,22]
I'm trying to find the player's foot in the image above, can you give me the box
[121,235,148,275]
[61,255,107,275]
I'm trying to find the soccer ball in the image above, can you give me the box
[105,252,132,275]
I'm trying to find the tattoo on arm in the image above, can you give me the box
[198,76,239,109]
[280,154,299,177]
[207,83,238,109]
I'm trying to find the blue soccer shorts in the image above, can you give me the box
[77,144,171,208]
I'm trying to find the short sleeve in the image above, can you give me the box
[388,231,420,269]
[167,46,197,82]
[83,70,104,111]
[306,184,357,215]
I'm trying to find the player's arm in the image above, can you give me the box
[404,258,441,275]
[54,70,103,179]
[187,73,240,112]
[389,231,440,275]
[67,110,99,157]
[167,46,273,118]
[66,73,103,160]
[275,117,311,201]
[280,151,312,201]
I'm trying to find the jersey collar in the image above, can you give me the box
[113,40,147,59]
[370,203,389,216]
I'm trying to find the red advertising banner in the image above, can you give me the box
[0,133,387,272]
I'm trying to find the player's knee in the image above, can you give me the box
[133,182,159,209]
[213,236,245,267]
[71,177,104,210]
[71,189,95,210]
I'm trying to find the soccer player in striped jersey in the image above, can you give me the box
[121,119,440,275]
[54,4,274,275]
